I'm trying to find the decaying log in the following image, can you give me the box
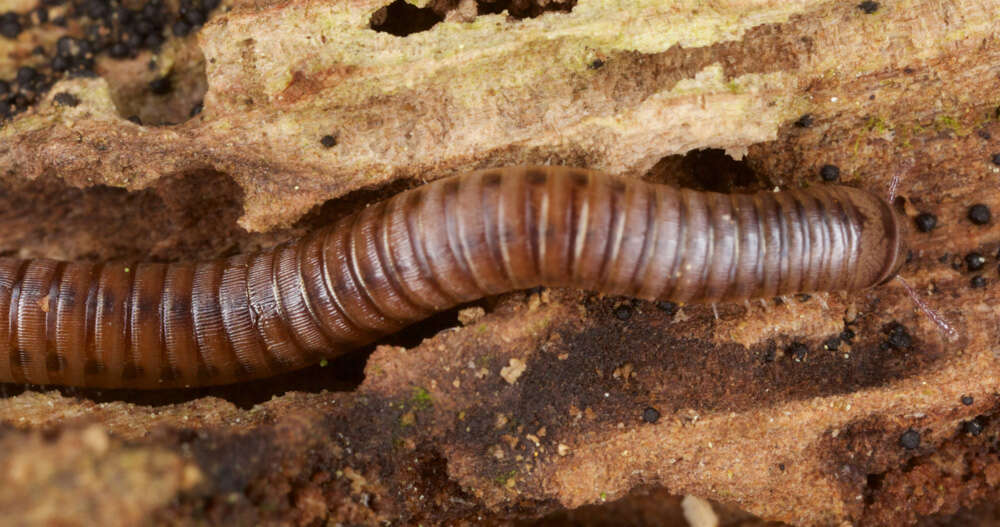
[1,0,1000,525]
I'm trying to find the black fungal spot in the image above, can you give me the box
[794,114,814,128]
[963,418,984,437]
[641,406,660,423]
[961,395,974,406]
[885,322,912,350]
[968,204,991,225]
[857,1,880,14]
[778,463,786,471]
[320,134,337,148]
[819,164,840,182]
[53,92,80,107]
[588,59,604,69]
[899,428,920,449]
[823,337,841,351]
[16,66,38,88]
[965,252,986,271]
[992,153,1000,166]
[655,300,678,316]
[613,304,632,321]
[0,12,22,39]
[914,212,937,232]
[970,275,986,289]
[979,130,992,140]
[789,342,808,362]
[53,36,94,75]
[840,328,855,341]
[173,20,191,37]
[763,342,777,363]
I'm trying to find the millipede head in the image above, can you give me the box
[869,192,908,287]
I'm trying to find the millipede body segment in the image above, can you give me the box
[0,166,904,389]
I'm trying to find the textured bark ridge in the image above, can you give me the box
[1,0,1000,525]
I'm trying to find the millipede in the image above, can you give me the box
[0,165,908,389]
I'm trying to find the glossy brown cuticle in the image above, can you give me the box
[0,166,904,389]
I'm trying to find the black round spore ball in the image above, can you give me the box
[135,18,155,36]
[965,252,986,271]
[172,20,191,37]
[53,92,79,107]
[613,305,632,321]
[0,12,21,39]
[142,1,162,19]
[858,1,879,14]
[794,114,814,128]
[655,300,678,316]
[56,36,75,57]
[789,342,808,362]
[820,164,840,182]
[899,428,920,449]
[963,418,984,437]
[641,407,660,424]
[961,395,974,406]
[914,213,937,232]
[992,153,1000,167]
[763,345,777,363]
[968,204,991,225]
[85,0,109,19]
[15,66,37,87]
[184,9,206,26]
[887,323,911,350]
[112,6,131,24]
[144,33,164,49]
[320,134,337,148]
[149,76,171,95]
[109,42,130,58]
[971,275,986,289]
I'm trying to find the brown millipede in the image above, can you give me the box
[0,166,906,389]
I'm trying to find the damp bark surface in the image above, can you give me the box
[2,0,1000,526]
